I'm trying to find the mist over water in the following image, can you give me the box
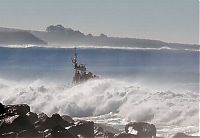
[0,46,199,137]
[0,78,199,137]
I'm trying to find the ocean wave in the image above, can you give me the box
[0,78,198,126]
[0,44,40,48]
[0,78,199,137]
[0,44,199,52]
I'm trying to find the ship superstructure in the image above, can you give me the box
[71,47,98,84]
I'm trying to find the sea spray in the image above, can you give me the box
[0,78,198,125]
[0,78,199,137]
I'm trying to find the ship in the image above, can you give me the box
[71,47,98,84]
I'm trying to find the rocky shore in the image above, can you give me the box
[0,103,198,138]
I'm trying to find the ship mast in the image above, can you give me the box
[72,47,78,71]
[73,47,77,62]
[71,47,97,84]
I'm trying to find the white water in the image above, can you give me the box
[0,78,199,137]
[0,44,199,52]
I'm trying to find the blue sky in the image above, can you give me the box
[0,0,199,44]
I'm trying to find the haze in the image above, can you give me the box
[0,0,199,44]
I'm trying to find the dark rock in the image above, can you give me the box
[51,125,76,138]
[94,126,104,137]
[104,131,115,138]
[0,115,34,134]
[61,115,74,123]
[45,133,51,138]
[18,129,42,138]
[94,123,120,135]
[94,125,115,138]
[0,103,6,119]
[43,126,76,138]
[1,132,17,138]
[43,129,51,138]
[35,113,48,130]
[5,104,30,116]
[173,132,199,138]
[0,103,6,115]
[114,132,135,138]
[38,113,71,131]
[95,132,104,137]
[125,122,156,138]
[68,120,94,137]
[26,112,38,124]
[96,126,103,133]
[38,113,48,121]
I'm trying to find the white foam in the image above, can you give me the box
[0,78,199,136]
[0,44,199,51]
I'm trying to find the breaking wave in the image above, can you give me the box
[0,78,198,127]
[0,44,199,51]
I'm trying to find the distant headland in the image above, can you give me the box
[0,25,199,50]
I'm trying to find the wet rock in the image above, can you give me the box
[114,132,135,138]
[51,125,76,138]
[43,126,76,138]
[43,129,51,138]
[61,115,74,123]
[0,103,6,119]
[38,113,71,131]
[0,103,6,115]
[38,113,48,121]
[94,123,120,135]
[95,132,104,137]
[1,132,17,138]
[26,112,38,124]
[18,129,42,138]
[125,122,156,138]
[104,131,115,138]
[35,113,48,130]
[45,133,51,138]
[68,120,94,137]
[94,126,115,138]
[0,115,34,134]
[0,103,161,138]
[94,126,104,137]
[5,104,30,116]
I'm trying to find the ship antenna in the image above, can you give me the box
[74,47,77,59]
[72,47,78,67]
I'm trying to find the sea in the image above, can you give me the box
[0,45,199,137]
